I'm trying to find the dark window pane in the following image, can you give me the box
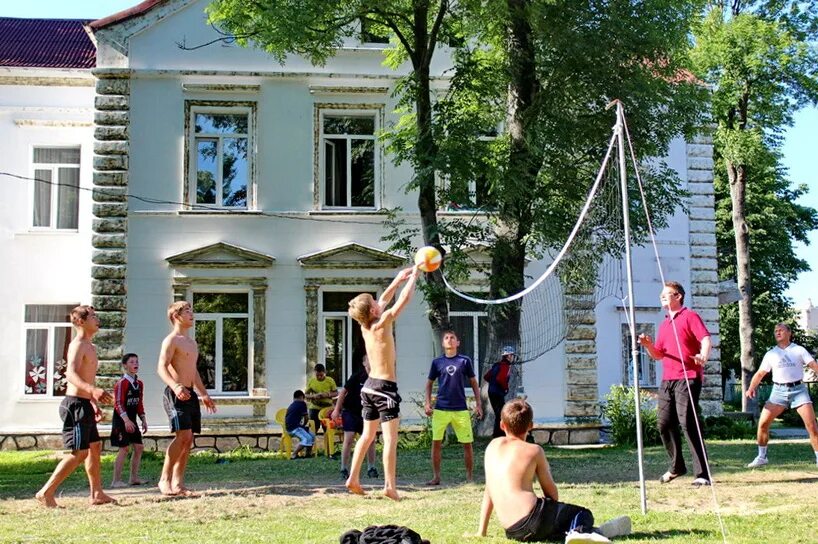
[196,139,218,205]
[195,320,217,390]
[324,318,345,386]
[350,139,375,207]
[323,115,374,136]
[33,169,52,227]
[222,138,248,207]
[56,167,79,229]
[25,329,48,395]
[324,138,347,206]
[25,305,74,323]
[193,292,249,314]
[34,147,80,164]
[195,113,248,134]
[222,318,248,392]
[449,295,487,313]
[323,291,375,312]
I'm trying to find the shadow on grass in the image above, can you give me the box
[627,528,712,540]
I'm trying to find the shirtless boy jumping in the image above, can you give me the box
[346,265,420,500]
[36,305,116,508]
[157,301,216,496]
[477,399,631,543]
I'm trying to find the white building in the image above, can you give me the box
[0,1,720,443]
[797,299,818,334]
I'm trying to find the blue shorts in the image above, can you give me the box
[288,426,314,447]
[342,410,364,434]
[767,383,812,410]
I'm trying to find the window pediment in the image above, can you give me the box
[298,242,404,270]
[166,242,275,269]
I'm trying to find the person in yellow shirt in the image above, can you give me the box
[305,364,337,433]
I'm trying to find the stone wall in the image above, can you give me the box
[564,294,600,420]
[687,134,722,415]
[91,68,131,386]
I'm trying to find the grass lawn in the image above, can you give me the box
[1,438,817,543]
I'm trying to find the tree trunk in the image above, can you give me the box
[412,2,450,335]
[727,159,756,413]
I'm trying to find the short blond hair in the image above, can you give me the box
[167,301,191,323]
[348,293,375,327]
[70,305,94,326]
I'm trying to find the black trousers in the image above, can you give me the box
[505,497,594,542]
[658,379,708,479]
[489,393,506,438]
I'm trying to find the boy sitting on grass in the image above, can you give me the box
[476,399,631,543]
[286,390,315,459]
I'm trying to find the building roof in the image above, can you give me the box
[88,0,166,31]
[0,17,95,69]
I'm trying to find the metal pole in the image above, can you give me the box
[616,101,648,514]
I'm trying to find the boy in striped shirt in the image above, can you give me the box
[110,353,148,487]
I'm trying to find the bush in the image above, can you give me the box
[703,416,756,439]
[602,385,661,447]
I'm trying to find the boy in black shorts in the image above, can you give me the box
[111,353,148,487]
[331,356,377,479]
[36,305,115,508]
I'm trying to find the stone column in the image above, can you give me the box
[304,285,319,374]
[564,293,600,422]
[252,285,267,398]
[687,134,722,416]
[91,68,130,383]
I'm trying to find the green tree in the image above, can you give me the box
[692,0,818,410]
[207,0,461,334]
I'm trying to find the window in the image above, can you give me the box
[188,105,253,209]
[320,291,373,385]
[192,292,251,394]
[23,304,75,396]
[320,111,377,209]
[450,295,488,383]
[442,125,499,211]
[621,323,657,387]
[32,147,80,229]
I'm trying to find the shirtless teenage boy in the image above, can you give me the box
[346,265,420,500]
[477,399,631,543]
[36,305,116,508]
[157,301,216,496]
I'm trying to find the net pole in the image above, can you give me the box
[615,101,648,514]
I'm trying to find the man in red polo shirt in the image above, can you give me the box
[638,281,712,487]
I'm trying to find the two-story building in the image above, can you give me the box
[0,0,721,447]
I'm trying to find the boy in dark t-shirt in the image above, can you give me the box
[331,357,377,479]
[111,353,148,487]
[285,390,314,459]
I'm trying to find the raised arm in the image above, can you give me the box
[476,487,494,537]
[380,267,420,323]
[535,448,558,502]
[378,266,414,307]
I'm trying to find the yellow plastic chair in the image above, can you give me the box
[318,406,339,458]
[276,407,317,458]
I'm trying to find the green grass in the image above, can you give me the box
[1,439,817,543]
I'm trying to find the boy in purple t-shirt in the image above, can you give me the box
[639,281,712,486]
[424,330,483,485]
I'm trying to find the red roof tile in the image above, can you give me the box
[0,18,95,69]
[88,0,165,31]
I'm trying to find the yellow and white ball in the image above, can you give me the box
[414,246,442,272]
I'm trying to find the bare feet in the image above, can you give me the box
[129,478,148,486]
[158,479,177,496]
[175,487,199,498]
[346,479,366,496]
[111,480,128,488]
[90,492,117,505]
[35,491,58,508]
[384,487,400,501]
[425,478,441,486]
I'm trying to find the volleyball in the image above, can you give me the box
[414,246,442,272]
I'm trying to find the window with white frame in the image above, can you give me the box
[23,304,76,396]
[621,323,657,387]
[320,111,377,209]
[192,292,251,394]
[32,147,80,229]
[321,291,374,386]
[450,295,488,383]
[189,106,253,209]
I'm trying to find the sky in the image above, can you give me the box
[3,1,817,307]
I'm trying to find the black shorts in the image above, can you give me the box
[60,396,100,451]
[342,410,364,434]
[361,378,401,422]
[163,386,201,434]
[505,497,594,542]
[110,418,143,448]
